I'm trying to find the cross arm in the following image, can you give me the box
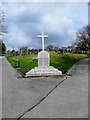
[37,35,42,38]
[44,35,48,37]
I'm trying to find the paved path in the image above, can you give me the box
[0,56,2,120]
[1,57,89,119]
[21,59,89,118]
[2,57,66,118]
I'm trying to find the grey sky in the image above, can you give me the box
[2,2,88,50]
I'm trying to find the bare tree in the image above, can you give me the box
[46,44,54,51]
[0,7,7,35]
[76,25,90,53]
[19,47,28,55]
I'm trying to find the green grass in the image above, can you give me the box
[50,52,89,68]
[6,54,38,68]
[6,52,90,69]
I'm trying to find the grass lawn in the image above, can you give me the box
[6,52,90,69]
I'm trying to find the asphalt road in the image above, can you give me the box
[0,56,2,120]
[1,56,89,119]
[2,57,66,118]
[22,59,88,118]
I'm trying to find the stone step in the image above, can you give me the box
[26,66,62,77]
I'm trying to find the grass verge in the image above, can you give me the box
[6,52,89,69]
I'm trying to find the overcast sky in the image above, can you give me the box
[2,2,88,50]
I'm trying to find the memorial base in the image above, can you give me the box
[25,66,62,77]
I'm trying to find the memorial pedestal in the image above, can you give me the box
[25,51,62,77]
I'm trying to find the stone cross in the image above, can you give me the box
[37,32,48,51]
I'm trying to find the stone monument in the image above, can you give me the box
[25,32,62,77]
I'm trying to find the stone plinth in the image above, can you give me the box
[38,51,49,67]
[25,51,62,77]
[25,66,62,77]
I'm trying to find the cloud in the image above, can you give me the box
[2,2,88,50]
[2,0,89,3]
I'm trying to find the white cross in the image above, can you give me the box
[37,32,48,51]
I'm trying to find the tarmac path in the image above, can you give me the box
[1,56,89,119]
[22,58,89,118]
[0,56,2,119]
[2,56,66,119]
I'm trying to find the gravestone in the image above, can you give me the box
[25,32,62,77]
